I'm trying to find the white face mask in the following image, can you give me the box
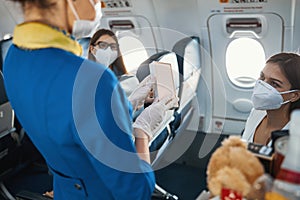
[94,48,118,67]
[67,0,102,39]
[251,80,298,110]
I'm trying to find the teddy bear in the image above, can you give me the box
[206,136,265,198]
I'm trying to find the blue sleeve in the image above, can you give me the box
[72,60,155,199]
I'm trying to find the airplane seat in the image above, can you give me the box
[136,51,172,153]
[0,71,17,177]
[0,39,51,200]
[0,38,18,186]
[137,52,180,200]
[171,36,202,138]
[136,51,180,153]
[0,70,21,199]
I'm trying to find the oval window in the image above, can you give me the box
[226,38,265,88]
[118,36,148,73]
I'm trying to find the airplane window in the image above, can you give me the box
[118,36,148,73]
[225,37,265,88]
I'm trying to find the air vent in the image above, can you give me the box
[226,18,262,34]
[109,20,135,31]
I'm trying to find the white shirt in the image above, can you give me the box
[242,108,290,146]
[119,74,139,97]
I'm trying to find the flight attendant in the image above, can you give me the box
[3,0,177,199]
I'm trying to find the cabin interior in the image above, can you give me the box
[1,0,300,199]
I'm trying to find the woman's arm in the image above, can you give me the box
[134,128,151,163]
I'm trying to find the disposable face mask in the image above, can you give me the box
[94,48,118,67]
[251,80,298,110]
[67,0,102,39]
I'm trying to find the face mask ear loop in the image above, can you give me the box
[281,99,291,105]
[280,90,300,105]
[90,0,101,22]
[66,0,80,20]
[279,90,300,105]
[279,89,300,95]
[92,47,97,58]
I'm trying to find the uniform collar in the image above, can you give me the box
[13,22,82,56]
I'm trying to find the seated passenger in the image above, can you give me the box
[242,52,300,146]
[88,29,139,96]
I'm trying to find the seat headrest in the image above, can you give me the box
[0,38,12,104]
[172,36,201,81]
[0,37,13,72]
[136,51,170,82]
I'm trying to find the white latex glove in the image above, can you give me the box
[128,75,155,111]
[133,95,179,140]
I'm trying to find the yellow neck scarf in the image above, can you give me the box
[13,22,82,56]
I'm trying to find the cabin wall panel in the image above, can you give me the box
[0,1,23,39]
[294,0,300,51]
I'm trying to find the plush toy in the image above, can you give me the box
[207,136,264,198]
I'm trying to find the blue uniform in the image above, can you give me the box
[3,22,155,200]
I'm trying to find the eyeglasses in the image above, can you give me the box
[94,41,119,51]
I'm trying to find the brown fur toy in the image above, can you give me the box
[207,136,264,197]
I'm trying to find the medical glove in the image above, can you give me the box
[133,95,179,140]
[128,75,155,111]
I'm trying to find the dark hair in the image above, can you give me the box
[9,0,55,8]
[88,29,128,76]
[266,52,300,113]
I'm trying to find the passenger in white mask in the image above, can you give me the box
[88,29,124,73]
[88,29,141,97]
[242,53,300,146]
